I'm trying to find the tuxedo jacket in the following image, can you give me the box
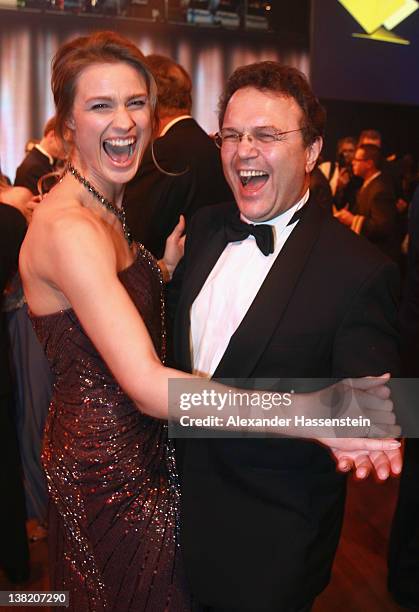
[0,204,29,576]
[354,174,400,262]
[172,197,400,611]
[400,184,419,375]
[389,185,419,595]
[124,118,232,259]
[0,204,26,395]
[14,147,54,195]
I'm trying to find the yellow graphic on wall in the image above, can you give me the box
[338,0,419,44]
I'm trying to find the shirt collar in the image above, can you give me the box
[34,143,54,165]
[362,171,381,190]
[159,115,192,137]
[241,188,310,233]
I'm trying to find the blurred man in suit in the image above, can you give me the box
[124,54,231,258]
[14,116,65,198]
[319,136,360,211]
[0,199,29,583]
[358,128,405,203]
[335,143,400,262]
[388,184,419,610]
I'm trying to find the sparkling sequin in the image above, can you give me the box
[30,245,197,612]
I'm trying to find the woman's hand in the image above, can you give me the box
[158,215,185,281]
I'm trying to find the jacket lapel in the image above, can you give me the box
[213,199,326,378]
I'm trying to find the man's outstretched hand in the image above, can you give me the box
[318,374,402,480]
[328,441,402,480]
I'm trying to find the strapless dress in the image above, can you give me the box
[30,245,197,611]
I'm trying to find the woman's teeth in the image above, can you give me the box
[103,137,136,163]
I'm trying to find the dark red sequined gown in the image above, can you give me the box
[30,246,196,612]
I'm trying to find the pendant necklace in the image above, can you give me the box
[66,162,132,246]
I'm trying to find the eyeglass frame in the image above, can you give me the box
[214,126,307,149]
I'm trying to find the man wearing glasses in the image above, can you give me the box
[172,62,400,612]
[335,144,400,263]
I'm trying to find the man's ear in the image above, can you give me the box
[305,137,323,173]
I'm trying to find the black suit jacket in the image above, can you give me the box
[0,205,29,575]
[14,147,54,195]
[355,173,400,262]
[388,185,419,595]
[400,184,419,375]
[124,118,232,258]
[172,198,400,611]
[0,204,26,396]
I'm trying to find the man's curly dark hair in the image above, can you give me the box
[218,61,326,147]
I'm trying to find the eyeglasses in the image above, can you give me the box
[214,127,306,149]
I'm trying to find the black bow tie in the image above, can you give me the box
[225,216,274,256]
[225,205,308,256]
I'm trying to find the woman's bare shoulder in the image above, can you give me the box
[30,188,92,234]
[21,189,114,278]
[20,188,118,315]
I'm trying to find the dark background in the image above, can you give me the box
[311,0,419,106]
[0,0,418,176]
[310,0,419,160]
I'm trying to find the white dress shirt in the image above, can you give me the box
[159,115,192,137]
[360,170,381,191]
[34,143,54,165]
[190,190,310,377]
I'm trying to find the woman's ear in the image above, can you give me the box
[66,115,75,130]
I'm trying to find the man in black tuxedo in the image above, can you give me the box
[0,201,29,583]
[172,62,401,612]
[335,144,400,263]
[124,54,231,259]
[388,183,419,610]
[14,116,64,197]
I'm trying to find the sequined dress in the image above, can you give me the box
[30,245,195,612]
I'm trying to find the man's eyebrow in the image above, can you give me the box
[222,125,279,130]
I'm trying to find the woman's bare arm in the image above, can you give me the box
[21,209,194,419]
[20,208,401,466]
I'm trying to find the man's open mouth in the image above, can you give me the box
[239,169,269,188]
[103,137,136,164]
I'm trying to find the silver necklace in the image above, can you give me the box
[67,162,132,245]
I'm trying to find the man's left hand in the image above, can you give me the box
[331,444,402,480]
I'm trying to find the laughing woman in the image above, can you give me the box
[19,32,198,612]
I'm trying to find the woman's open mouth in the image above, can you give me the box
[103,137,137,165]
